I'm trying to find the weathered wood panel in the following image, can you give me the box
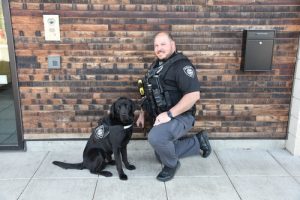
[8,0,300,139]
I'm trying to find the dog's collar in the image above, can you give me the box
[124,124,132,129]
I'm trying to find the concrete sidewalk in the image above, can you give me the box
[0,140,300,200]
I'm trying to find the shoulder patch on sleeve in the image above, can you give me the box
[94,124,109,140]
[183,65,195,78]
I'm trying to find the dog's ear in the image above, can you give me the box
[129,99,136,115]
[110,101,116,119]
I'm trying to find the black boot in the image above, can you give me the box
[156,161,180,182]
[196,130,212,158]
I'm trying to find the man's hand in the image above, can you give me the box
[153,112,171,126]
[153,91,200,126]
[136,110,145,128]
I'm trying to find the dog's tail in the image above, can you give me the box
[52,161,84,170]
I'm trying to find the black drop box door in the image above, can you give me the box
[244,30,275,71]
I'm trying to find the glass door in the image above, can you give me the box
[0,0,24,150]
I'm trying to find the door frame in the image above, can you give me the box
[0,0,24,150]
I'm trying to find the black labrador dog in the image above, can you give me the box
[53,97,136,180]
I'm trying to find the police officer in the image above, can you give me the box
[137,32,212,182]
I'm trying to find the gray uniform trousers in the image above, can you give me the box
[147,112,201,168]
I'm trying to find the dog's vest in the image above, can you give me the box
[93,124,133,140]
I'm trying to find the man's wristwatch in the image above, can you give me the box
[167,111,174,119]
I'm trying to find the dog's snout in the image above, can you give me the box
[119,107,128,115]
[120,112,129,118]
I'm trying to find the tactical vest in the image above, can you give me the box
[142,53,189,118]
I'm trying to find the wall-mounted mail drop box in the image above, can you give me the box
[243,30,275,71]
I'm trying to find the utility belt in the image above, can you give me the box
[138,77,196,120]
[138,76,196,119]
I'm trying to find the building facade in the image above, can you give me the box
[0,0,300,151]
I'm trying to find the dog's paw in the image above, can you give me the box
[126,164,136,170]
[99,171,113,177]
[119,173,128,180]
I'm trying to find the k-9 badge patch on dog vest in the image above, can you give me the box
[183,65,195,78]
[94,125,109,140]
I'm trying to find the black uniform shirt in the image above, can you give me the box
[160,53,200,106]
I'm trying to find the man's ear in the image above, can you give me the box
[171,41,176,52]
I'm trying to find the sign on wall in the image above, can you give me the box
[43,15,60,41]
[0,75,7,84]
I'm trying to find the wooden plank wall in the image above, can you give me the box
[8,0,300,139]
